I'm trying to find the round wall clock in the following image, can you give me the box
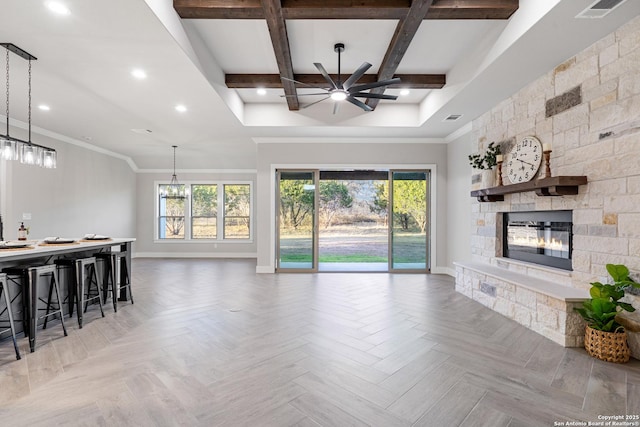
[506,136,543,184]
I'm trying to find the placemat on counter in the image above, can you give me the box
[0,245,36,251]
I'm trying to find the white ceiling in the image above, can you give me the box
[0,0,638,170]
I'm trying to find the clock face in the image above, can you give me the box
[506,136,543,184]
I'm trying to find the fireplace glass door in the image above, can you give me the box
[503,210,572,270]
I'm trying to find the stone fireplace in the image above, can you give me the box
[454,16,640,348]
[503,210,573,271]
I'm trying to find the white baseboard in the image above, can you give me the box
[432,266,455,276]
[256,265,275,274]
[133,252,257,259]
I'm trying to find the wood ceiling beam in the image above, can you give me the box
[225,73,446,89]
[260,0,299,110]
[173,0,518,20]
[366,0,434,110]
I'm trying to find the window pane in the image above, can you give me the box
[193,217,216,238]
[158,185,186,239]
[160,217,185,239]
[192,184,217,239]
[224,184,250,239]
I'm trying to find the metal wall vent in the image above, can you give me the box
[576,0,627,18]
[443,114,462,121]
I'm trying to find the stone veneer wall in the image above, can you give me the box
[459,15,640,343]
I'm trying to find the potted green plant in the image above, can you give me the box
[469,142,501,189]
[574,264,640,363]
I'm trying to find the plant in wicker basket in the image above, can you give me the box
[575,264,640,363]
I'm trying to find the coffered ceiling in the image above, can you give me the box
[174,0,517,111]
[0,0,638,169]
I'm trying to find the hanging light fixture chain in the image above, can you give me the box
[28,59,31,142]
[5,47,9,135]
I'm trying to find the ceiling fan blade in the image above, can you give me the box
[280,76,326,90]
[313,63,338,89]
[333,101,341,115]
[350,92,398,100]
[301,96,331,109]
[348,77,401,93]
[345,96,373,112]
[343,62,372,90]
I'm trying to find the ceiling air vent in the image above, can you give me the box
[131,129,153,134]
[576,0,627,18]
[443,114,462,122]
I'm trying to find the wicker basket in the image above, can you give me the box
[584,325,631,363]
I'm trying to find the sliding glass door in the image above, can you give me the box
[389,170,429,272]
[276,169,430,273]
[276,170,317,271]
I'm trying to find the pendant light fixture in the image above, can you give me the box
[0,43,56,168]
[160,145,187,199]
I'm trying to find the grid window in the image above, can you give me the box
[224,184,250,239]
[157,182,251,241]
[158,184,186,239]
[191,184,217,239]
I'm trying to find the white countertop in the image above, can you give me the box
[0,237,135,262]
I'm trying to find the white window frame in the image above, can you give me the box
[154,180,253,243]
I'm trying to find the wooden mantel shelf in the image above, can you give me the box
[470,176,588,202]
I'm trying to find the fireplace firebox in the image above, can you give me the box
[503,210,573,270]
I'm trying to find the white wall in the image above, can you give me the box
[446,130,473,272]
[255,141,449,273]
[0,129,136,241]
[135,171,257,257]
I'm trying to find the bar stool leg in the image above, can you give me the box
[53,268,68,339]
[96,263,105,317]
[115,253,134,304]
[76,261,84,328]
[84,262,104,318]
[76,259,105,328]
[0,276,21,360]
[28,269,38,353]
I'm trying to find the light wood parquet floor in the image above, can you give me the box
[0,258,639,426]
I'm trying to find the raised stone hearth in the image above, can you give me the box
[455,261,589,347]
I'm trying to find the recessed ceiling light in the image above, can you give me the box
[131,68,147,80]
[400,89,410,96]
[45,1,70,15]
[175,105,187,113]
[257,88,267,96]
[38,104,50,111]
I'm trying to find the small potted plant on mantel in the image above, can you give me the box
[469,142,501,190]
[574,264,640,363]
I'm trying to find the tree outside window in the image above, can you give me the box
[192,184,217,239]
[159,184,186,239]
[224,184,250,239]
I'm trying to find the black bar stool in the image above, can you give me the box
[0,273,21,360]
[94,251,133,312]
[3,264,68,353]
[54,257,104,328]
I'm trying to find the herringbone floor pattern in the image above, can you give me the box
[0,259,639,426]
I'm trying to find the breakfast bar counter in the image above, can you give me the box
[0,238,135,341]
[0,237,135,264]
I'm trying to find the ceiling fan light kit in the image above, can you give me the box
[282,43,400,113]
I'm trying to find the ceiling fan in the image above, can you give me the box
[282,43,401,113]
